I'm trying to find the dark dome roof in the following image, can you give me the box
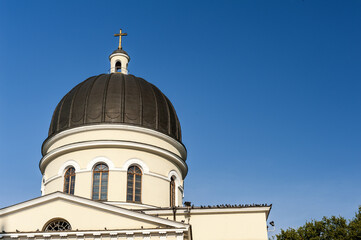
[49,73,182,142]
[111,48,129,56]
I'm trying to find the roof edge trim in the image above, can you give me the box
[42,124,187,159]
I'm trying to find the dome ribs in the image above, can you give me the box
[49,96,65,135]
[165,96,177,139]
[86,75,107,123]
[152,86,168,136]
[67,81,82,129]
[139,79,157,129]
[176,114,182,141]
[134,75,143,126]
[150,82,159,131]
[82,75,98,126]
[48,109,55,135]
[104,74,122,122]
[161,90,171,136]
[124,74,140,124]
[71,77,94,127]
[48,74,182,143]
[120,73,125,122]
[58,87,77,131]
[101,74,111,122]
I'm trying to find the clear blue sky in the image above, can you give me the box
[1,0,360,237]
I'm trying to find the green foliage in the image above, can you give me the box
[275,207,361,240]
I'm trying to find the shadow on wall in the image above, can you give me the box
[1,219,6,233]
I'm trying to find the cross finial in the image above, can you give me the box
[114,29,128,49]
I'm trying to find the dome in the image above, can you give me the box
[110,48,129,56]
[48,73,182,142]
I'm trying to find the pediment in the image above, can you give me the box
[0,192,186,233]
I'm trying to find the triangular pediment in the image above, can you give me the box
[0,192,186,233]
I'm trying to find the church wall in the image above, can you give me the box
[43,172,178,208]
[42,148,184,207]
[107,170,125,201]
[142,175,169,207]
[188,212,268,240]
[74,171,93,197]
[177,188,183,206]
[142,208,270,240]
[43,147,184,179]
[0,199,161,233]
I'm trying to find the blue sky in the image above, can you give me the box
[1,0,360,237]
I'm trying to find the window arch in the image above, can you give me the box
[170,176,176,207]
[63,167,76,195]
[92,163,109,201]
[127,166,142,203]
[43,218,71,231]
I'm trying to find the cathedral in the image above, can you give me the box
[0,30,271,240]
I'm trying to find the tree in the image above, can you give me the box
[275,207,361,240]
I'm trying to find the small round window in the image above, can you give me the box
[44,219,71,231]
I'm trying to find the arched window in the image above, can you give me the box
[43,219,71,231]
[92,163,109,201]
[115,61,121,72]
[127,166,142,203]
[63,167,76,195]
[170,176,176,207]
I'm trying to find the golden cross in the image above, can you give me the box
[114,29,128,49]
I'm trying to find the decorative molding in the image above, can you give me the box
[126,232,134,240]
[141,206,272,215]
[168,170,181,206]
[42,124,187,159]
[105,201,158,209]
[58,160,81,176]
[43,168,173,187]
[146,171,169,182]
[122,159,149,173]
[40,140,188,177]
[86,156,115,171]
[77,233,85,240]
[159,231,167,240]
[0,230,191,239]
[110,232,118,240]
[168,171,181,185]
[93,232,101,240]
[43,175,61,186]
[142,232,150,240]
[176,231,184,240]
[41,176,45,196]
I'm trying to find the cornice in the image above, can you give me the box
[42,124,187,159]
[139,206,272,215]
[0,228,189,239]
